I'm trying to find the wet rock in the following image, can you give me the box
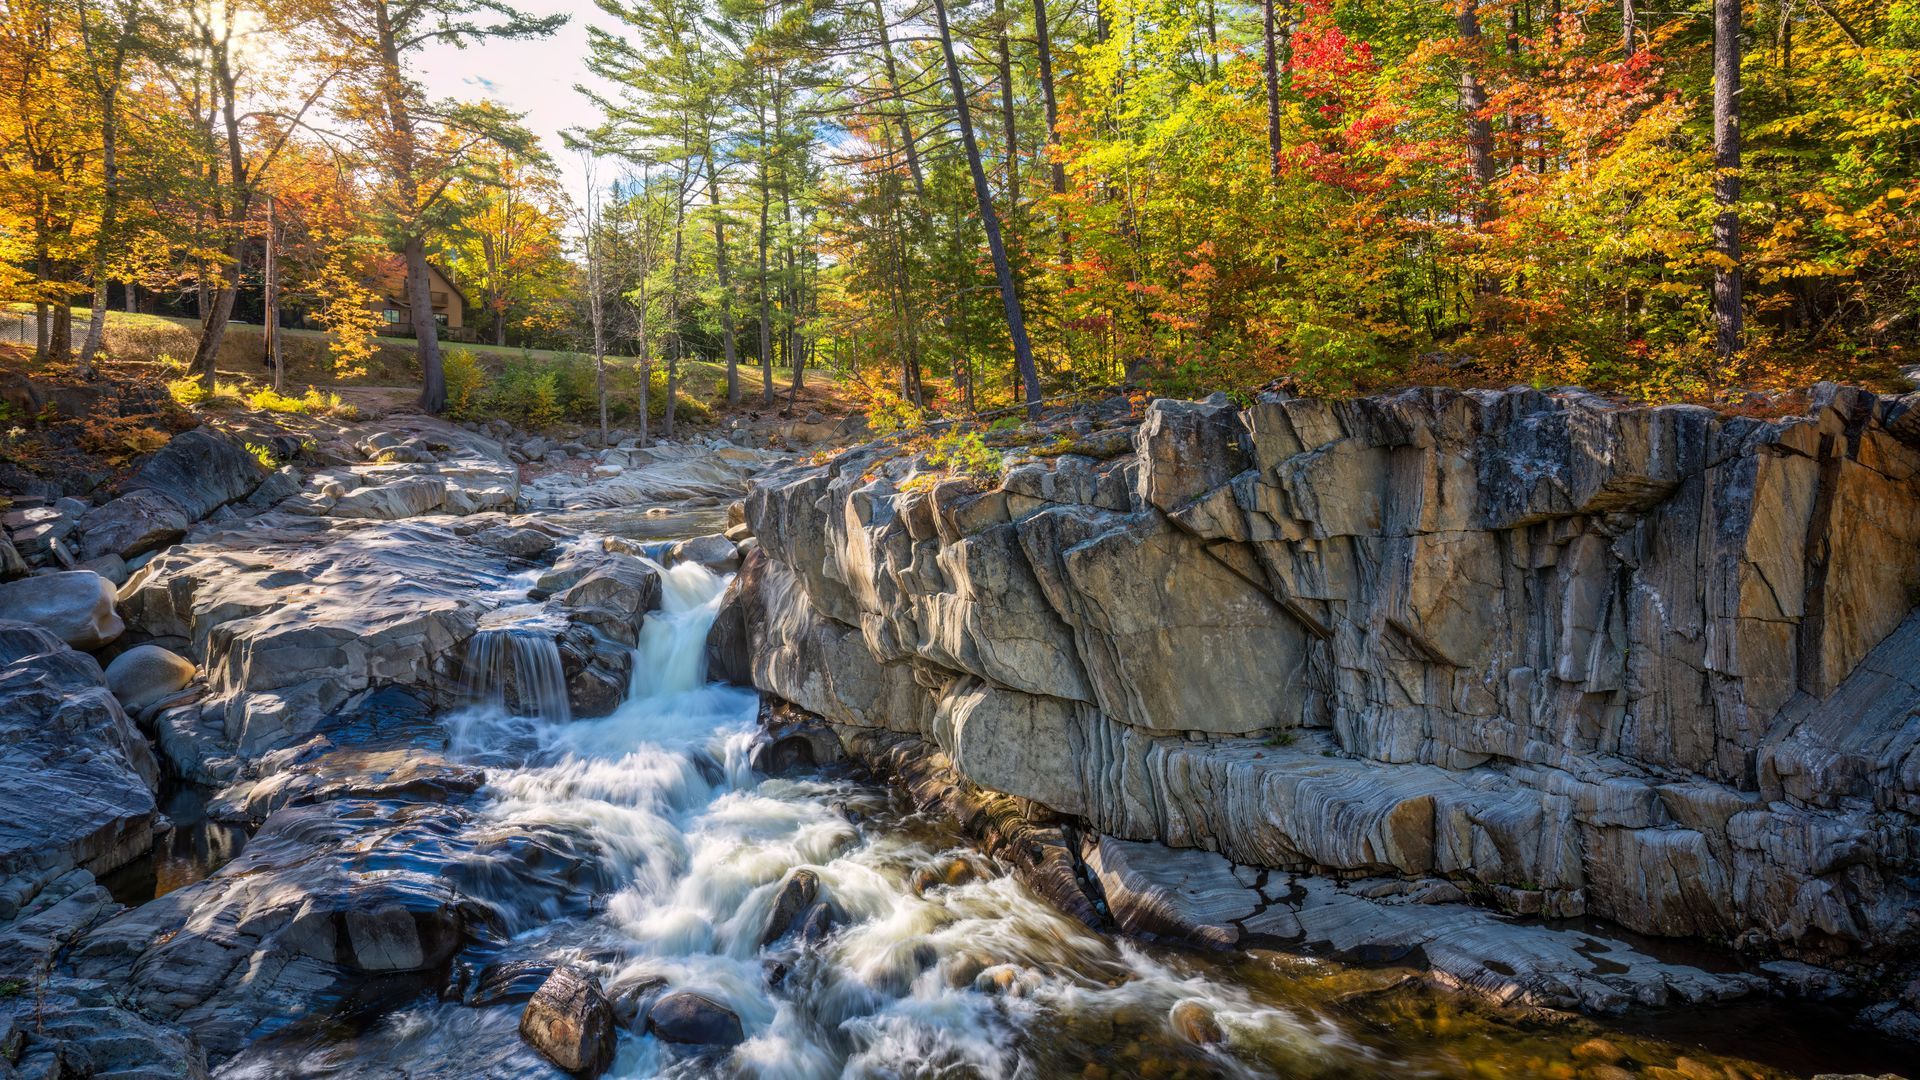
[0,976,211,1080]
[0,621,159,923]
[1167,1000,1224,1046]
[329,476,448,519]
[104,643,196,713]
[470,960,557,1006]
[474,524,556,559]
[118,518,523,762]
[796,901,835,945]
[214,744,486,825]
[70,797,602,1058]
[760,868,818,945]
[646,990,745,1047]
[670,532,740,574]
[0,570,122,649]
[556,555,662,648]
[746,699,845,774]
[520,966,617,1077]
[1087,835,1767,1014]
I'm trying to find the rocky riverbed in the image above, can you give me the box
[0,392,1916,1078]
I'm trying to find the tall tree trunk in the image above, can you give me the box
[49,301,71,362]
[194,46,249,386]
[636,248,651,448]
[404,236,445,412]
[995,0,1018,213]
[931,0,1041,419]
[194,233,244,388]
[1262,0,1282,179]
[708,156,740,405]
[1621,0,1636,56]
[1712,0,1743,360]
[1032,0,1065,198]
[873,0,926,200]
[779,160,801,411]
[664,169,688,439]
[78,4,135,369]
[79,98,117,368]
[758,148,774,406]
[1457,0,1495,216]
[1206,0,1219,77]
[265,196,280,390]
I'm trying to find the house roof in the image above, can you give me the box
[367,253,471,310]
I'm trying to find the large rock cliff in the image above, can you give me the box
[716,384,1920,986]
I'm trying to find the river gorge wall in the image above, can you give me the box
[714,383,1920,988]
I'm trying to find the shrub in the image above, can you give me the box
[300,387,358,419]
[77,417,171,465]
[244,386,308,413]
[443,349,485,421]
[166,377,208,408]
[925,429,1002,481]
[647,366,711,424]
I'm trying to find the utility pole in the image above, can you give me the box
[264,196,281,391]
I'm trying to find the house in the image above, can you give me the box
[366,254,470,339]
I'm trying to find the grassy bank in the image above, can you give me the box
[10,306,826,403]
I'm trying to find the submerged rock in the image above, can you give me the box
[646,990,745,1046]
[760,868,819,946]
[1167,1000,1224,1047]
[520,966,617,1077]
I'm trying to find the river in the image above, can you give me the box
[183,529,1912,1080]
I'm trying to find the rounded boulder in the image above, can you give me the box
[646,990,744,1047]
[105,644,196,713]
[0,570,123,649]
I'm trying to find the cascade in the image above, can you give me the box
[463,626,572,722]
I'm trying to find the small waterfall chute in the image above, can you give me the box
[463,623,572,723]
[628,559,731,702]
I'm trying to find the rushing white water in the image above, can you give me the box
[464,625,573,723]
[215,554,1883,1080]
[340,560,1289,1078]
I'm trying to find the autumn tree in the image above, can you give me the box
[308,0,564,413]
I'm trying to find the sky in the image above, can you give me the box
[411,0,616,203]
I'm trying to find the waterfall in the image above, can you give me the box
[628,559,731,701]
[463,627,572,722]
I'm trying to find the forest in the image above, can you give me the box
[2,0,1916,424]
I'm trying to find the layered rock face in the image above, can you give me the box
[0,621,160,927]
[724,384,1920,969]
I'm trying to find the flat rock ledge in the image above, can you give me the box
[835,725,1771,1017]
